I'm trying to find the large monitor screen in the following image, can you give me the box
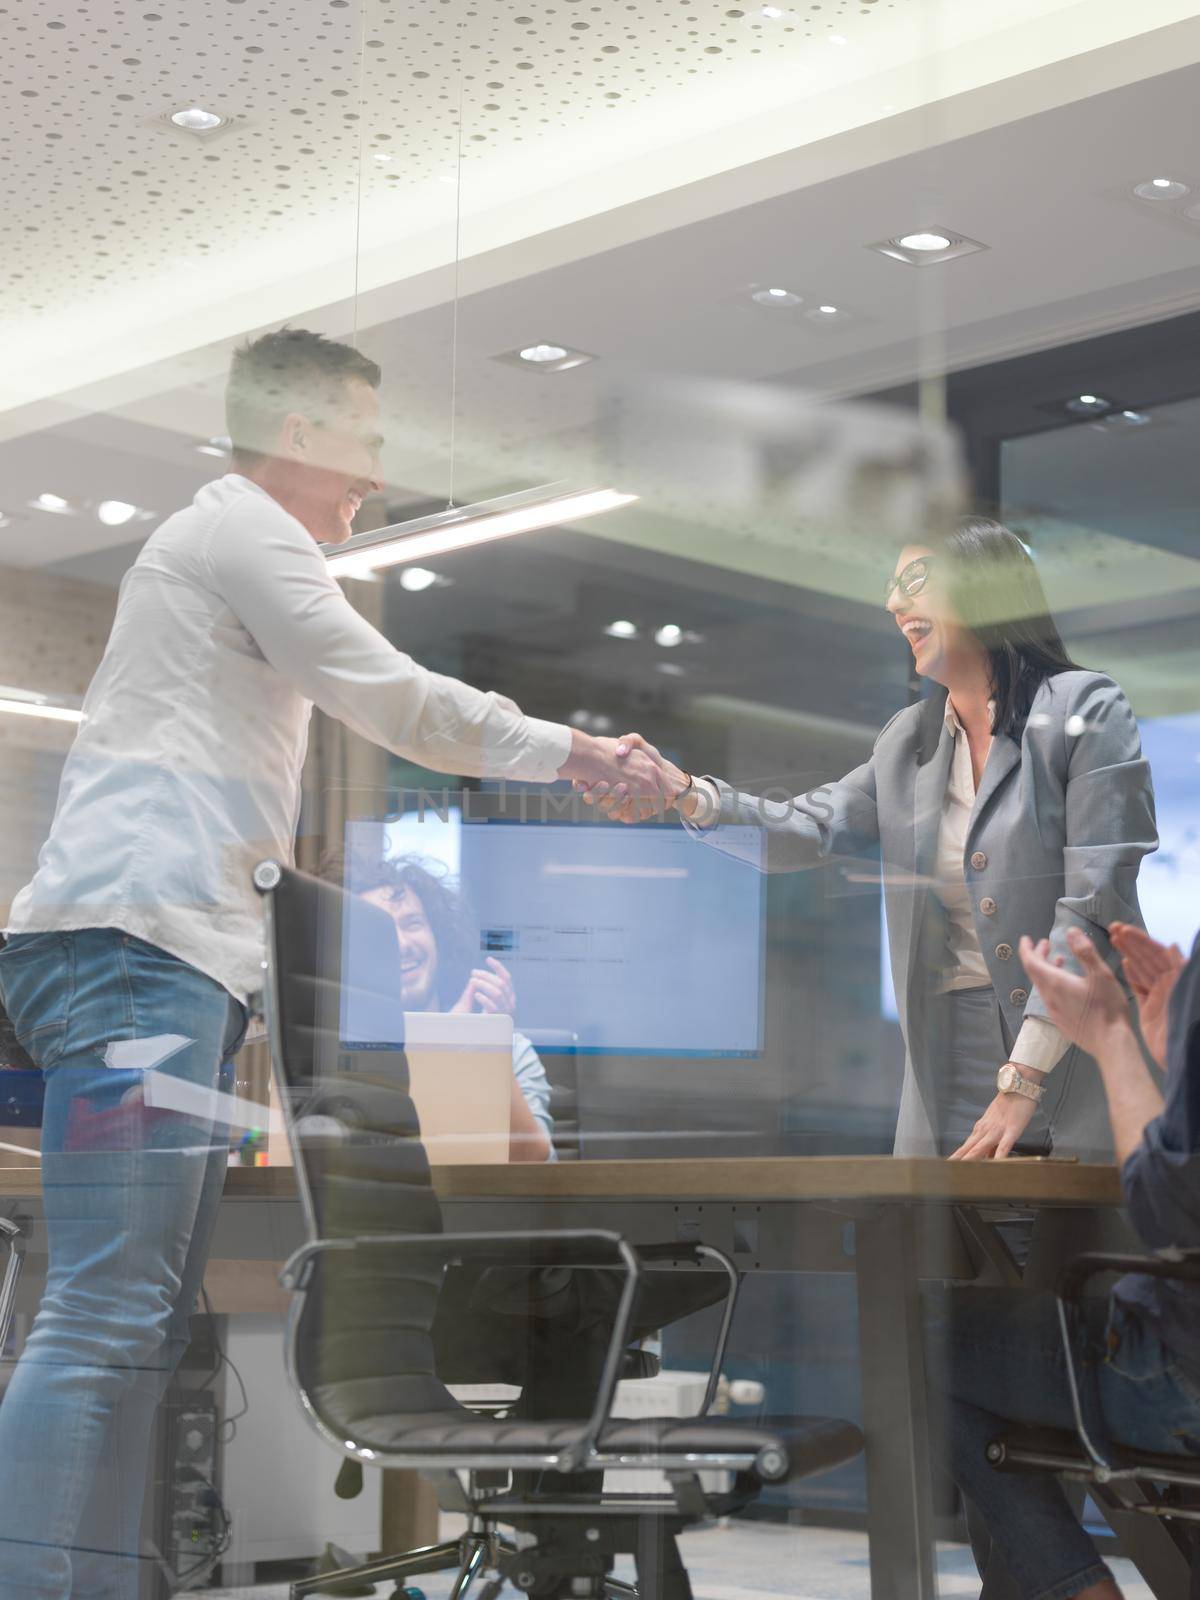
[344,803,765,1057]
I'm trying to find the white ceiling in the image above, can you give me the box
[6,0,1200,418]
[5,3,1200,614]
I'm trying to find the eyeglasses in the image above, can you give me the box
[884,555,933,606]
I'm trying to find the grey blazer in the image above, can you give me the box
[696,671,1158,1157]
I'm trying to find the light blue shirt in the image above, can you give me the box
[512,1028,557,1160]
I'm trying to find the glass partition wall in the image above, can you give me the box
[3,0,1200,1591]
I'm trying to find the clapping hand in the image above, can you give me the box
[450,956,517,1016]
[1109,921,1185,1069]
[1017,928,1132,1059]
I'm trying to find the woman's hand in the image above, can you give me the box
[949,1066,1045,1160]
[1017,928,1132,1058]
[449,957,517,1016]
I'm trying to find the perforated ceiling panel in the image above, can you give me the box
[5,0,899,330]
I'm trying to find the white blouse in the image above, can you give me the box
[934,698,1066,1074]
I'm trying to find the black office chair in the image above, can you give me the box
[987,1250,1200,1589]
[254,860,863,1600]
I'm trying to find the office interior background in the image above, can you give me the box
[2,0,1199,1592]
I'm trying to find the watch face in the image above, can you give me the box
[998,1065,1018,1092]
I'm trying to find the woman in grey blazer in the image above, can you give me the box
[597,518,1158,1160]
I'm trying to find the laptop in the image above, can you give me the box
[402,1010,513,1166]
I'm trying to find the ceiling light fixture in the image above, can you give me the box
[605,619,639,639]
[170,106,225,132]
[828,33,848,44]
[0,686,85,725]
[96,500,141,527]
[32,492,74,515]
[520,343,569,364]
[1134,177,1189,201]
[326,486,638,580]
[494,343,594,374]
[398,566,441,592]
[654,624,684,648]
[751,286,802,307]
[372,151,395,165]
[867,229,987,267]
[1063,393,1113,417]
[898,231,952,252]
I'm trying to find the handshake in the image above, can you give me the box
[560,729,712,825]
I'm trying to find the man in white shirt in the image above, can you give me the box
[0,327,674,1598]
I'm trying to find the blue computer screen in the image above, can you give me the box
[345,806,765,1057]
[880,710,1200,1021]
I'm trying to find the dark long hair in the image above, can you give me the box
[318,848,476,1007]
[930,516,1078,738]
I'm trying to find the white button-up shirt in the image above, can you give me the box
[6,475,571,1004]
[935,698,1066,1074]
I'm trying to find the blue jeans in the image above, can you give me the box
[924,1286,1200,1600]
[0,930,246,1600]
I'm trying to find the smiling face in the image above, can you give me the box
[279,376,385,546]
[886,542,981,686]
[362,883,440,1010]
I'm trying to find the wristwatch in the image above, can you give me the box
[996,1063,1045,1103]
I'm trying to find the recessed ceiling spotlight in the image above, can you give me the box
[31,492,75,515]
[760,5,786,16]
[605,619,639,639]
[1133,177,1189,201]
[828,33,848,45]
[399,566,443,592]
[899,231,952,252]
[805,303,852,324]
[1120,409,1151,425]
[195,435,231,458]
[751,286,802,307]
[655,662,686,677]
[96,500,142,527]
[867,229,987,267]
[372,151,395,165]
[170,106,225,132]
[654,624,684,648]
[493,344,595,374]
[1064,393,1113,416]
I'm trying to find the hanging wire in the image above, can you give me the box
[446,0,468,509]
[350,0,370,344]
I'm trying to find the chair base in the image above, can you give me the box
[289,1537,468,1599]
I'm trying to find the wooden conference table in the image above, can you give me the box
[0,1157,1147,1600]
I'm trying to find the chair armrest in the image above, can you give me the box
[280,1228,637,1289]
[1057,1248,1200,1308]
[1053,1247,1200,1480]
[633,1241,741,1415]
[280,1228,642,1472]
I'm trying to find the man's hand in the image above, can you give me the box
[450,956,517,1016]
[565,730,690,824]
[1109,921,1184,1070]
[949,1066,1045,1161]
[1017,928,1132,1058]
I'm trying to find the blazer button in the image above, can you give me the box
[995,943,1013,961]
[971,851,988,870]
[979,896,997,916]
[1010,987,1029,1005]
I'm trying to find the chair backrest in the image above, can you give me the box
[255,861,459,1427]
